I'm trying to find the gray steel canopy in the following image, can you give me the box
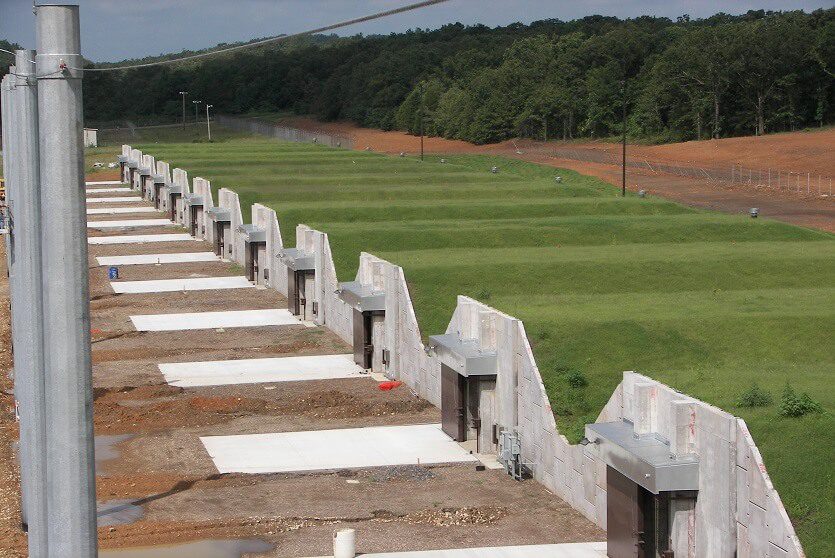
[427,333,497,377]
[139,166,152,176]
[127,161,138,169]
[152,174,166,184]
[207,207,232,223]
[117,155,128,163]
[207,207,231,223]
[237,223,266,243]
[338,281,385,312]
[278,247,314,271]
[167,184,185,195]
[585,421,699,494]
[183,193,204,207]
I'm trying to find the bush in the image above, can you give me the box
[736,383,773,407]
[779,383,823,417]
[566,369,588,389]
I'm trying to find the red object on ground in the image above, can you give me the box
[378,381,403,391]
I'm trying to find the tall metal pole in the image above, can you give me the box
[1,72,16,274]
[419,83,425,162]
[179,91,188,129]
[35,5,97,557]
[193,99,201,125]
[621,79,627,197]
[206,104,213,141]
[9,49,49,557]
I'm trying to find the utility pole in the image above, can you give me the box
[621,78,627,197]
[193,99,201,126]
[419,83,425,162]
[9,49,49,556]
[206,103,213,141]
[35,5,98,556]
[179,91,188,129]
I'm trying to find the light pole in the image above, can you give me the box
[621,78,627,197]
[179,91,188,129]
[206,104,213,141]
[419,83,425,162]
[192,99,202,127]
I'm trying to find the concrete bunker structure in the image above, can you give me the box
[237,223,267,284]
[139,154,154,200]
[183,193,205,237]
[427,332,498,452]
[278,246,315,320]
[338,280,385,370]
[208,207,232,258]
[126,144,806,558]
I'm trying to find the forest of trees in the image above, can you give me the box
[10,10,835,144]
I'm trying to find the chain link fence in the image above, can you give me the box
[215,114,354,149]
[546,146,833,200]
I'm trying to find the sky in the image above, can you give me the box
[0,0,831,62]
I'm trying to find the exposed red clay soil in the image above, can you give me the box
[277,116,834,232]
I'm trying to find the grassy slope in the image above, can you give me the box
[89,134,834,556]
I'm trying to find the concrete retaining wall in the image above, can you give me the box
[130,145,805,557]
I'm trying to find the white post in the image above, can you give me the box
[35,5,98,556]
[206,103,213,141]
[334,528,356,558]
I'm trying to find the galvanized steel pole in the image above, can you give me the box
[35,5,98,556]
[10,49,49,556]
[1,73,16,273]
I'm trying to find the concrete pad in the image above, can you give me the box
[89,234,195,245]
[96,252,218,266]
[87,219,173,229]
[111,276,252,294]
[159,353,364,387]
[87,207,162,215]
[86,197,143,204]
[310,542,608,558]
[86,187,131,194]
[86,180,124,185]
[130,309,297,332]
[201,423,480,474]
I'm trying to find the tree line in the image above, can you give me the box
[18,10,835,144]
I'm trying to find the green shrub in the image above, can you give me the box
[566,369,588,389]
[779,383,823,417]
[736,383,773,407]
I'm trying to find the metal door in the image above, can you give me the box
[190,206,199,236]
[351,309,373,369]
[154,184,163,209]
[249,243,259,282]
[287,270,299,315]
[441,364,466,441]
[297,271,307,315]
[214,222,224,256]
[169,195,177,221]
[607,466,646,558]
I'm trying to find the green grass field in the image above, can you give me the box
[88,131,834,556]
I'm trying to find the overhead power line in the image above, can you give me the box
[72,0,451,72]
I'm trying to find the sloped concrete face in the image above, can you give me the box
[95,252,218,266]
[110,276,252,294]
[129,308,298,332]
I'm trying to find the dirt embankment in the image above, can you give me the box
[275,116,834,232]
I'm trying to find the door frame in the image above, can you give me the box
[441,364,467,441]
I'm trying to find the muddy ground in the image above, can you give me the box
[0,189,604,556]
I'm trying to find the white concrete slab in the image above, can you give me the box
[86,180,124,185]
[86,197,143,204]
[88,234,195,245]
[306,542,608,558]
[111,276,252,294]
[130,309,297,332]
[159,354,364,387]
[85,187,131,193]
[87,207,161,215]
[96,252,218,266]
[201,423,480,474]
[87,219,173,229]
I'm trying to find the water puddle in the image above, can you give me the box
[99,539,273,558]
[95,434,133,475]
[97,499,144,527]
